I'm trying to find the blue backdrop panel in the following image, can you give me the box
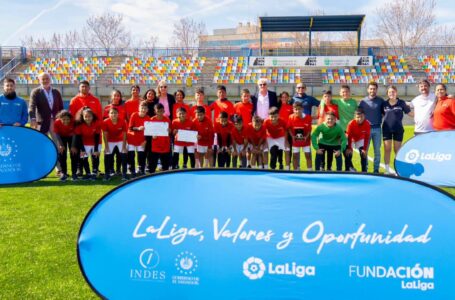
[395,130,455,187]
[78,170,455,299]
[0,126,57,185]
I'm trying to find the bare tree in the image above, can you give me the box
[81,11,131,55]
[134,35,159,49]
[374,0,437,53]
[63,30,80,49]
[171,18,206,55]
[431,24,455,46]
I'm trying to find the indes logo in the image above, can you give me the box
[243,257,315,280]
[139,248,160,269]
[243,257,266,280]
[130,248,165,281]
[404,149,452,163]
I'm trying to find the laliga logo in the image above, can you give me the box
[404,149,452,163]
[243,257,266,280]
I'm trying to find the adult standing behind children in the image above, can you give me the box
[29,72,63,134]
[156,80,175,120]
[433,83,455,131]
[410,79,435,135]
[292,82,319,118]
[69,81,102,120]
[251,78,278,120]
[0,78,28,126]
[359,82,385,173]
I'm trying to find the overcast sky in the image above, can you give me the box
[1,0,454,46]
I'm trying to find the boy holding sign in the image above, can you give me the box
[148,103,171,172]
[172,107,196,169]
[193,106,214,168]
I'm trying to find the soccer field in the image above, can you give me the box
[1,126,454,299]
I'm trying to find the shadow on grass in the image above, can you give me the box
[1,177,133,188]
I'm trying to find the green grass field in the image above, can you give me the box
[1,125,454,299]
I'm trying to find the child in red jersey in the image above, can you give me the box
[173,90,191,168]
[149,103,171,172]
[234,89,254,126]
[72,107,102,180]
[172,107,196,169]
[263,107,288,170]
[278,91,293,169]
[103,89,126,121]
[246,116,267,168]
[287,102,313,170]
[190,87,211,120]
[124,85,142,121]
[214,111,234,167]
[193,106,214,168]
[231,115,248,168]
[127,101,150,177]
[345,108,371,172]
[317,90,339,125]
[102,107,128,181]
[53,110,76,182]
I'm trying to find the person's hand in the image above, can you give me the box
[58,145,65,154]
[104,147,110,154]
[334,150,341,157]
[13,122,21,126]
[316,149,324,155]
[345,148,352,156]
[197,135,201,140]
[360,149,367,157]
[30,120,38,129]
[138,126,145,131]
[152,135,157,139]
[71,147,78,155]
[80,151,86,158]
[93,151,100,157]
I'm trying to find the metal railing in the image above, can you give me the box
[0,57,21,81]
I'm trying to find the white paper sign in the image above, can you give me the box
[144,121,168,136]
[177,129,198,143]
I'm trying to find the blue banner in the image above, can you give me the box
[395,131,455,187]
[78,170,455,299]
[0,126,57,185]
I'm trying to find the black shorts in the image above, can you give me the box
[382,130,404,142]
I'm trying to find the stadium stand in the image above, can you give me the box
[112,56,205,85]
[213,57,302,84]
[16,57,112,84]
[321,55,415,84]
[419,55,455,83]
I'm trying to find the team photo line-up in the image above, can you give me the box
[0,74,454,182]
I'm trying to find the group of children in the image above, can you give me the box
[53,85,373,182]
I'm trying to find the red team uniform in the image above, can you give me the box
[103,104,126,121]
[69,94,102,120]
[234,101,253,125]
[190,104,211,120]
[172,119,196,147]
[127,112,150,146]
[193,117,214,147]
[287,114,312,147]
[211,99,235,121]
[263,118,287,139]
[150,116,171,153]
[102,118,127,143]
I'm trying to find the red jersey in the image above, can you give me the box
[173,102,191,120]
[264,118,287,138]
[150,116,171,153]
[172,119,196,147]
[317,102,339,125]
[102,118,127,143]
[69,93,102,120]
[190,104,211,120]
[214,122,234,147]
[211,99,235,122]
[279,103,293,121]
[231,126,248,145]
[53,118,74,137]
[193,117,214,147]
[103,103,126,121]
[127,112,150,146]
[124,98,141,121]
[246,123,267,146]
[234,101,253,125]
[346,119,371,149]
[433,97,455,130]
[74,121,101,146]
[287,114,312,147]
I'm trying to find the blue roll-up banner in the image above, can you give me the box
[395,130,455,187]
[78,170,455,299]
[0,125,57,185]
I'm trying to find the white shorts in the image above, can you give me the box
[249,143,266,153]
[81,145,98,158]
[196,145,209,153]
[233,144,246,153]
[106,141,124,154]
[267,137,285,151]
[292,146,311,153]
[174,145,195,154]
[128,145,144,152]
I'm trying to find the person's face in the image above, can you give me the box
[109,109,119,121]
[155,107,164,117]
[280,93,289,104]
[253,121,262,130]
[178,111,186,122]
[270,113,279,123]
[296,85,306,95]
[220,117,228,126]
[195,92,204,103]
[293,105,302,115]
[146,91,155,101]
[131,87,140,98]
[340,88,350,99]
[61,116,71,126]
[355,113,365,124]
[3,81,15,93]
[196,111,205,122]
[234,122,243,130]
[323,93,332,103]
[387,88,397,100]
[368,85,377,98]
[435,85,447,98]
[111,91,121,105]
[83,111,93,124]
[325,115,336,127]
[419,83,430,96]
[175,92,184,103]
[139,105,147,116]
[39,75,51,89]
[241,93,250,103]
[259,82,267,92]
[217,89,227,100]
[79,83,89,95]
[159,84,167,95]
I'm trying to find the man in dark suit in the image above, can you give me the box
[251,78,278,119]
[29,72,64,134]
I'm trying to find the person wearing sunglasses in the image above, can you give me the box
[251,78,278,120]
[292,82,320,119]
[156,80,176,120]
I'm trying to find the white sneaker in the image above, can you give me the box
[349,167,357,172]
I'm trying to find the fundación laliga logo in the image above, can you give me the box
[243,257,316,280]
[404,149,452,164]
[0,137,18,163]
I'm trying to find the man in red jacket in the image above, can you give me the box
[69,81,102,120]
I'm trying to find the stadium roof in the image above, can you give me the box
[258,15,366,55]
